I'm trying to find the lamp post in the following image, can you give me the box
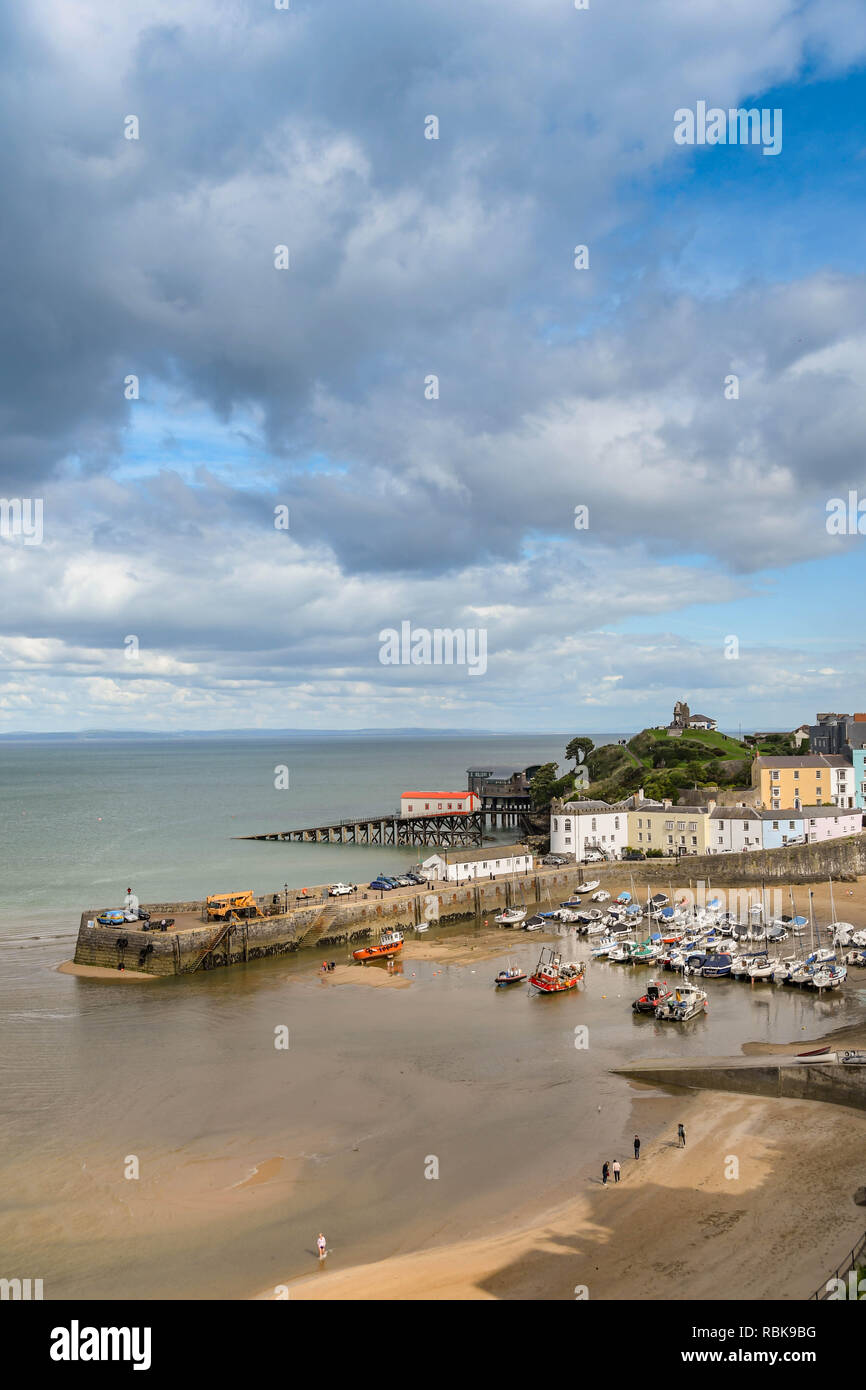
[283,882,289,914]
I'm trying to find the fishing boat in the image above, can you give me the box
[632,980,673,1014]
[528,947,585,994]
[353,929,404,962]
[654,983,708,1022]
[494,964,527,987]
[494,906,527,926]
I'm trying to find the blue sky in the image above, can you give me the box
[2,0,866,733]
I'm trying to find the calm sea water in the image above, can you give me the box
[0,733,585,937]
[2,735,863,1300]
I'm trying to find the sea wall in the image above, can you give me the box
[614,1060,866,1113]
[71,833,866,979]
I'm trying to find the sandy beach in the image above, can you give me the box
[277,1086,866,1301]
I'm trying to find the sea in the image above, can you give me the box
[1,733,862,1300]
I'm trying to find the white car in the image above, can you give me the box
[328,883,355,896]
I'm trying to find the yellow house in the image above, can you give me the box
[752,755,851,810]
[627,800,712,855]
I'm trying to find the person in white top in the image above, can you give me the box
[317,1233,327,1261]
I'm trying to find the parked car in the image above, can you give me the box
[542,854,567,866]
[393,876,412,887]
[369,877,396,891]
[329,883,355,896]
[405,872,426,885]
[97,910,126,927]
[124,907,150,921]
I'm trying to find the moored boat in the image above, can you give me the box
[528,947,585,994]
[494,965,527,987]
[632,980,673,1014]
[654,983,708,1022]
[495,906,527,926]
[353,929,404,962]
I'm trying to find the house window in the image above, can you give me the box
[437,802,443,810]
[665,820,673,830]
[691,836,697,845]
[771,771,779,780]
[638,833,643,842]
[810,820,816,827]
[716,820,723,829]
[667,835,673,844]
[772,821,779,829]
[718,836,723,844]
[564,819,572,831]
[794,771,799,780]
[482,862,487,868]
[688,822,696,830]
[742,822,748,830]
[424,803,429,810]
[564,838,571,845]
[614,817,620,830]
[789,821,795,829]
[553,819,559,832]
[647,834,652,842]
[591,818,597,831]
[676,822,685,831]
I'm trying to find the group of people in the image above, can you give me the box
[321,960,337,972]
[601,1126,685,1184]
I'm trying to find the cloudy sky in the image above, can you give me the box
[2,0,866,733]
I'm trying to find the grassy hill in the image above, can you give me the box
[578,727,754,803]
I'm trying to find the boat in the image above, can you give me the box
[495,906,527,926]
[840,1050,866,1065]
[747,956,776,982]
[575,879,600,892]
[810,962,847,991]
[630,937,661,964]
[494,965,527,987]
[701,952,733,979]
[654,983,708,1022]
[523,914,547,931]
[528,947,585,994]
[616,891,632,905]
[591,890,610,903]
[844,949,866,968]
[607,939,638,963]
[797,1045,832,1057]
[559,897,582,908]
[591,935,619,958]
[353,929,404,962]
[632,980,673,1014]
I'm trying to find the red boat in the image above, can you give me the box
[529,947,585,994]
[353,929,404,962]
[632,980,673,1014]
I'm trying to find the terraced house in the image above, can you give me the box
[627,799,712,855]
[752,754,854,810]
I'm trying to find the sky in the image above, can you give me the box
[2,0,866,734]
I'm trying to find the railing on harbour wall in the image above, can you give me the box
[810,1227,866,1300]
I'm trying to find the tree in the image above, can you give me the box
[530,762,559,808]
[565,736,595,768]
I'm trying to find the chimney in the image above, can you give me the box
[706,799,716,814]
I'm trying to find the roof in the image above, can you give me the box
[559,800,616,813]
[688,714,715,722]
[424,843,530,864]
[754,754,851,769]
[401,791,473,798]
[710,807,762,821]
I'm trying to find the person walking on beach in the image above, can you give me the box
[612,1159,621,1183]
[634,1134,640,1160]
[317,1233,327,1261]
[678,1123,686,1148]
[602,1161,610,1186]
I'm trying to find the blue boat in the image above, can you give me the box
[701,952,733,978]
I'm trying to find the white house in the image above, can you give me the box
[421,843,532,882]
[708,807,764,854]
[800,806,862,842]
[550,801,628,861]
[830,764,855,809]
[401,791,480,818]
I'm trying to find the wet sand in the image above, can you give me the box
[57,960,156,981]
[279,1088,866,1301]
[318,963,412,989]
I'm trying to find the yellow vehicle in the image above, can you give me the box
[206,890,264,922]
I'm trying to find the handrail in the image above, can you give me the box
[188,917,235,973]
[809,1227,866,1299]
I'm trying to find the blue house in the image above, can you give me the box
[854,748,866,809]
